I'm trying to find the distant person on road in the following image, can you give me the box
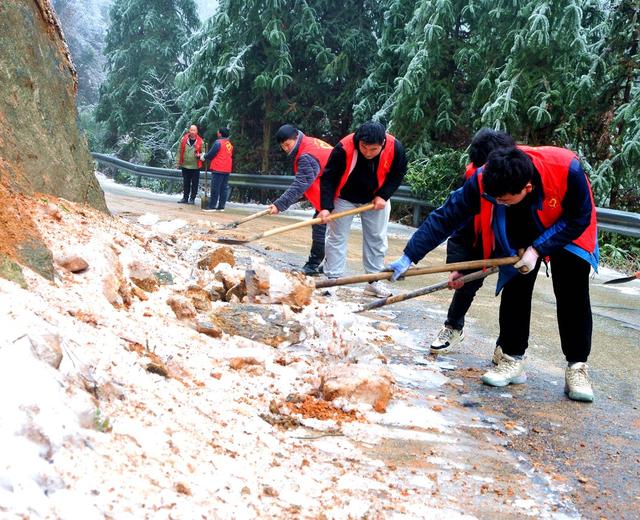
[272,124,333,276]
[177,124,203,204]
[202,127,234,212]
[430,129,516,355]
[387,144,598,402]
[318,121,408,297]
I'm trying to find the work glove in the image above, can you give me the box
[386,254,413,282]
[514,246,539,274]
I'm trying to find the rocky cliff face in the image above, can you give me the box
[0,0,105,210]
[0,0,107,282]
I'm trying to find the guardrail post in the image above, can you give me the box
[413,205,422,227]
[135,175,142,188]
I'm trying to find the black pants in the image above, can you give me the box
[208,172,230,209]
[445,275,485,330]
[498,248,592,363]
[181,168,200,201]
[307,210,326,266]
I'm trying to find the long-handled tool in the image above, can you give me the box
[315,256,519,289]
[218,208,271,230]
[356,267,499,313]
[216,203,375,244]
[603,271,640,285]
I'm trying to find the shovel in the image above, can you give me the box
[357,267,499,312]
[315,256,519,289]
[216,203,375,244]
[218,208,272,230]
[603,271,640,285]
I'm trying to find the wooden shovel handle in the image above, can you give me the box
[228,208,271,228]
[315,256,519,288]
[258,203,375,239]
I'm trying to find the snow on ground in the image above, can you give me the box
[0,194,575,518]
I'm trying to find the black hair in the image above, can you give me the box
[275,124,298,143]
[483,147,535,197]
[468,128,516,167]
[218,127,230,138]
[354,121,386,145]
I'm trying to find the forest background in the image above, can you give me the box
[53,0,639,266]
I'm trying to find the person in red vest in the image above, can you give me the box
[430,129,515,355]
[272,124,333,276]
[318,121,408,297]
[202,127,233,211]
[176,124,203,204]
[388,144,598,402]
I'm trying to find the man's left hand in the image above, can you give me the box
[268,204,279,215]
[514,246,539,273]
[372,196,387,210]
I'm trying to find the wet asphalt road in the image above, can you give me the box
[103,185,639,519]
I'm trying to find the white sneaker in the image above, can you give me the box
[481,353,526,387]
[565,363,594,402]
[363,280,392,298]
[430,326,464,353]
[492,345,503,365]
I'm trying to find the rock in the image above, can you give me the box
[204,280,225,301]
[131,285,149,301]
[245,266,314,307]
[166,295,197,320]
[320,364,395,413]
[229,357,265,370]
[28,333,63,369]
[59,255,89,273]
[195,320,222,338]
[0,0,106,211]
[16,237,54,281]
[225,281,247,302]
[198,247,236,270]
[45,202,62,220]
[185,285,212,311]
[0,254,27,288]
[154,270,174,285]
[102,247,132,308]
[128,261,159,292]
[214,263,244,292]
[209,304,304,347]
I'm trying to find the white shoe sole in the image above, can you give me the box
[564,386,594,402]
[481,373,527,387]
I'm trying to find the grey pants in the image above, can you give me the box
[324,198,391,278]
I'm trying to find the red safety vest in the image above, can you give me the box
[335,133,396,198]
[179,134,203,168]
[477,146,597,259]
[293,135,333,210]
[209,138,233,173]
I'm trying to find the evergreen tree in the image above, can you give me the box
[96,0,199,163]
[176,0,381,172]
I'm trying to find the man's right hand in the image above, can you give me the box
[448,271,464,290]
[268,204,279,215]
[318,209,331,224]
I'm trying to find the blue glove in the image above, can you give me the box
[386,254,413,282]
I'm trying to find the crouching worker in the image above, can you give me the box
[273,124,333,275]
[388,145,598,402]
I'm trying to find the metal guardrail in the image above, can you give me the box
[92,153,640,236]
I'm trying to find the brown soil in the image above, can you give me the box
[0,181,41,259]
[285,396,362,423]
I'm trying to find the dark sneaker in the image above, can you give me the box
[302,263,323,276]
[177,199,188,204]
[188,199,196,205]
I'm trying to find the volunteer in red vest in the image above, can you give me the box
[202,127,233,211]
[318,121,408,297]
[272,124,333,276]
[388,144,598,402]
[177,124,203,204]
[430,129,516,355]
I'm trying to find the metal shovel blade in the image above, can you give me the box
[603,272,640,284]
